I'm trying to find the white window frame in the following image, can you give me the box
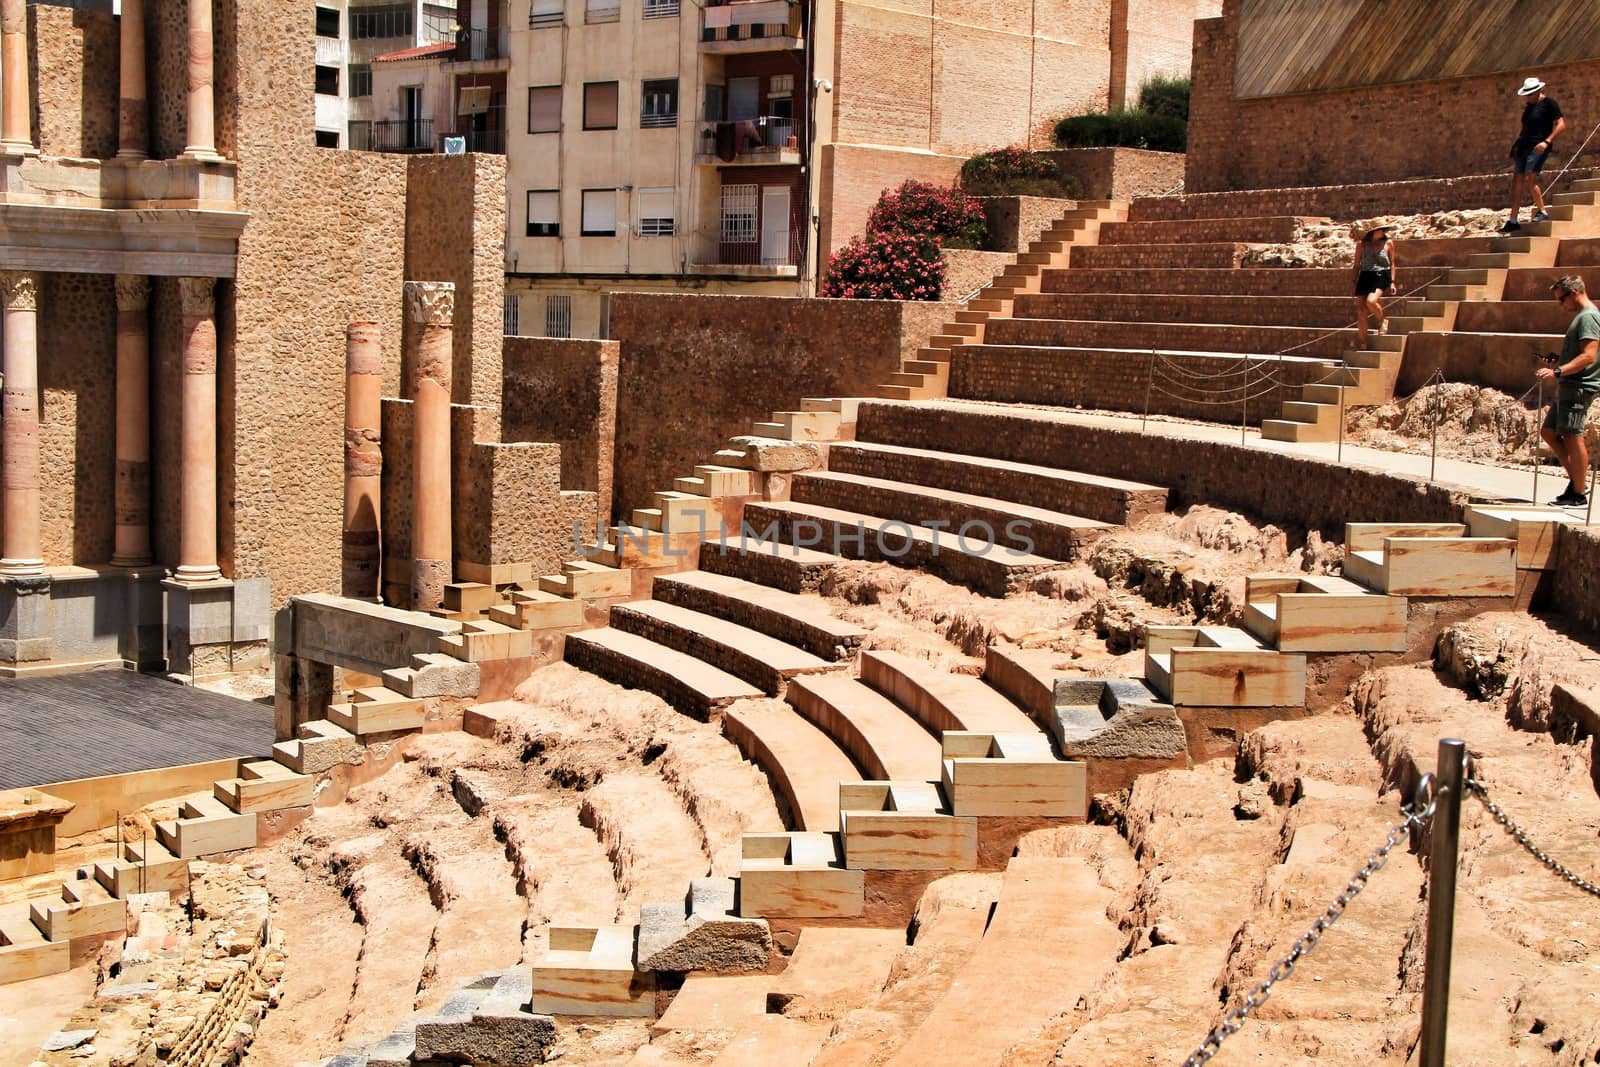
[643,0,680,17]
[637,187,675,237]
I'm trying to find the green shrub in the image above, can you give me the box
[959,147,1084,200]
[1052,109,1187,152]
[1137,75,1190,122]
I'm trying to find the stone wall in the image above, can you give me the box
[502,337,619,521]
[31,4,117,159]
[1187,0,1600,192]
[405,155,509,440]
[610,293,955,517]
[1553,525,1600,634]
[941,249,1013,300]
[39,274,116,566]
[855,401,1472,534]
[1042,148,1185,201]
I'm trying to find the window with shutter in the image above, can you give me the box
[581,189,617,236]
[637,188,674,236]
[530,0,563,27]
[583,82,618,130]
[528,86,561,132]
[526,190,559,237]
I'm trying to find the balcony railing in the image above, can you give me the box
[455,26,510,62]
[697,218,806,268]
[367,118,434,152]
[699,116,798,161]
[315,36,347,67]
[453,126,506,153]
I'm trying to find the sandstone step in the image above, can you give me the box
[739,831,864,919]
[838,780,977,871]
[722,700,861,833]
[30,875,126,941]
[984,315,1360,360]
[608,600,841,696]
[1041,265,1446,298]
[857,649,1039,736]
[826,440,1168,526]
[563,626,763,720]
[0,903,69,984]
[1342,536,1516,597]
[651,973,772,1038]
[1015,291,1432,330]
[943,321,982,336]
[1098,214,1308,246]
[326,688,426,735]
[741,500,1059,598]
[786,673,942,782]
[708,1017,832,1067]
[100,839,186,898]
[442,582,496,616]
[799,397,865,422]
[1464,504,1581,570]
[789,469,1111,562]
[750,410,841,442]
[1241,573,1407,653]
[157,793,257,859]
[490,588,583,630]
[765,925,907,1007]
[1070,241,1245,270]
[929,333,975,350]
[636,878,771,976]
[436,619,535,662]
[1260,416,1339,444]
[693,464,761,498]
[1279,399,1339,426]
[696,536,840,594]
[214,761,314,814]
[531,925,654,1017]
[650,570,866,661]
[940,732,1085,818]
[1142,625,1306,707]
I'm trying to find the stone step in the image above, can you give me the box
[442,581,497,616]
[98,839,186,898]
[738,832,864,920]
[531,925,654,1017]
[30,875,126,942]
[1015,291,1433,330]
[722,700,861,833]
[0,903,69,985]
[1097,214,1308,246]
[696,536,841,595]
[1142,626,1306,707]
[436,619,535,662]
[984,315,1372,360]
[1279,399,1339,426]
[412,969,554,1063]
[785,674,943,782]
[650,570,866,661]
[838,779,977,871]
[1260,416,1339,444]
[1465,504,1582,571]
[326,688,426,736]
[790,469,1112,562]
[1070,241,1246,270]
[827,439,1168,526]
[741,500,1059,598]
[636,878,772,975]
[1240,573,1407,652]
[693,464,761,498]
[214,761,315,814]
[856,649,1040,736]
[1041,265,1447,298]
[157,792,257,859]
[940,731,1085,818]
[799,396,865,422]
[563,626,763,721]
[1342,536,1516,597]
[708,1016,832,1067]
[608,600,841,696]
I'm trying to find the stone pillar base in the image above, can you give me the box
[0,574,54,664]
[0,569,169,673]
[0,142,38,158]
[163,575,273,681]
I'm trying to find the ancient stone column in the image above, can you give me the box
[112,276,152,567]
[0,0,34,156]
[180,0,221,162]
[117,0,148,160]
[342,321,382,599]
[405,282,454,612]
[174,277,221,584]
[0,271,41,576]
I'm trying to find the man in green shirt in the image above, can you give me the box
[1536,276,1600,506]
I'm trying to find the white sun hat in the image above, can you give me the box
[1518,76,1547,96]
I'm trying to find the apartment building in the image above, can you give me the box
[311,0,458,150]
[502,0,1216,339]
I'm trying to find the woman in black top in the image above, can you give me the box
[1352,226,1396,348]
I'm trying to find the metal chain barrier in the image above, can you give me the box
[1179,775,1437,1067]
[1466,777,1600,899]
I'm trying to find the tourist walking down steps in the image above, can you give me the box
[1503,75,1566,232]
[1352,224,1395,347]
[1536,276,1600,507]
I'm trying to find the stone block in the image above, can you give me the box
[941,732,1086,818]
[413,969,554,1065]
[0,576,54,664]
[383,652,480,698]
[636,878,771,974]
[231,577,273,643]
[724,436,822,472]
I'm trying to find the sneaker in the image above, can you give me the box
[1500,218,1522,232]
[1377,321,1389,336]
[1551,489,1587,507]
[1533,210,1550,223]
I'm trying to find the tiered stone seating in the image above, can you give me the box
[857,649,1040,736]
[1143,625,1307,707]
[650,571,866,661]
[838,780,977,871]
[530,924,654,1017]
[737,831,864,919]
[563,626,763,720]
[785,673,943,782]
[1342,522,1516,596]
[720,701,859,833]
[1242,573,1408,652]
[606,599,844,695]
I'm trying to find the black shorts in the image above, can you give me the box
[1513,145,1549,174]
[1355,269,1392,297]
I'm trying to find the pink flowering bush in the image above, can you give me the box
[866,179,988,249]
[819,231,946,301]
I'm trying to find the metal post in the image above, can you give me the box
[1419,737,1469,1067]
[1429,378,1441,482]
[1142,351,1155,434]
[1337,370,1347,463]
[1533,377,1544,505]
[1240,359,1249,444]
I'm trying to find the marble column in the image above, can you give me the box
[181,0,221,162]
[174,277,221,584]
[0,271,41,576]
[342,321,382,599]
[117,0,147,160]
[405,282,454,612]
[112,276,152,567]
[0,0,34,156]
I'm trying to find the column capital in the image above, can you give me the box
[0,271,37,310]
[115,274,151,313]
[404,281,456,327]
[177,276,215,317]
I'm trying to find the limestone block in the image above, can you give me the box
[414,969,554,1065]
[738,832,864,919]
[382,651,480,698]
[1051,699,1187,761]
[724,436,822,472]
[838,781,978,871]
[1464,505,1574,570]
[0,788,73,880]
[531,925,655,1017]
[940,733,1086,818]
[636,879,772,973]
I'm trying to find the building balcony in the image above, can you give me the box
[315,35,347,67]
[689,218,805,277]
[445,26,510,72]
[700,0,802,52]
[448,126,506,154]
[696,117,800,166]
[359,118,436,153]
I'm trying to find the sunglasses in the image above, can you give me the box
[1556,291,1574,303]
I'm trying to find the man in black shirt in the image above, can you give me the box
[1503,76,1565,232]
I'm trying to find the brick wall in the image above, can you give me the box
[1043,147,1186,201]
[502,337,619,520]
[609,293,956,517]
[819,143,965,259]
[855,401,1472,533]
[950,345,1327,423]
[1188,1,1600,192]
